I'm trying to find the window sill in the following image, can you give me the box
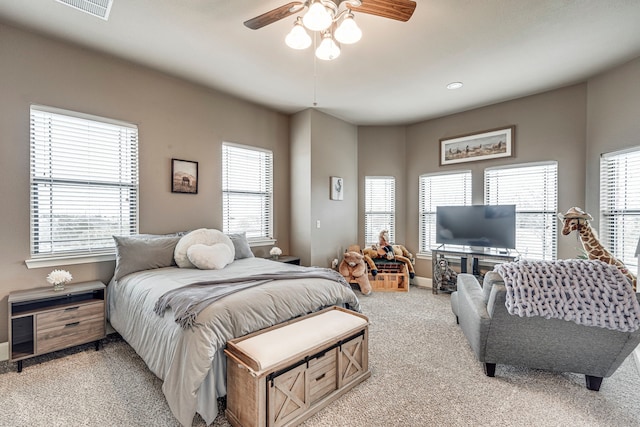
[25,253,116,269]
[248,239,277,247]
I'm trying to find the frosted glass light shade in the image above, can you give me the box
[285,20,312,49]
[316,34,340,60]
[303,1,332,31]
[335,15,361,44]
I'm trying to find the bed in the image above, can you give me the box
[107,232,361,426]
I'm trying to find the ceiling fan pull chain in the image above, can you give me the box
[313,32,318,107]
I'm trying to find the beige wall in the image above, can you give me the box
[585,57,640,230]
[291,109,359,267]
[0,23,290,341]
[290,110,313,264]
[357,126,407,246]
[401,84,588,278]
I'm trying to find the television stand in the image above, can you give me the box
[431,245,517,294]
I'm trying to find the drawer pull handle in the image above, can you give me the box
[315,373,326,381]
[65,322,80,328]
[65,307,80,311]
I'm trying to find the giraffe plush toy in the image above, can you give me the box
[558,207,637,291]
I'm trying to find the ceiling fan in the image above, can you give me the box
[244,0,417,30]
[244,0,417,60]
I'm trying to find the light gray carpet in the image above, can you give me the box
[1,287,639,426]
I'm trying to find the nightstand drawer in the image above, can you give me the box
[36,301,104,329]
[37,316,105,354]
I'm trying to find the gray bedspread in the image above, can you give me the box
[107,258,360,426]
[154,268,353,328]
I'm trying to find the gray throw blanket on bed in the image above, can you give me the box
[153,268,351,328]
[494,259,640,332]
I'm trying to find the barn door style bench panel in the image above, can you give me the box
[224,306,370,427]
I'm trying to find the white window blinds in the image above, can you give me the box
[222,143,273,240]
[30,105,139,258]
[600,147,640,272]
[364,176,395,246]
[419,171,472,253]
[485,162,557,260]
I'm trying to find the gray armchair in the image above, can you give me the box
[451,272,640,390]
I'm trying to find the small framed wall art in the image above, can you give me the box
[440,125,515,165]
[171,158,198,194]
[330,176,344,200]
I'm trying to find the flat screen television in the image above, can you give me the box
[436,205,516,249]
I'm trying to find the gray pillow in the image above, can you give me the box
[113,234,181,281]
[227,232,255,260]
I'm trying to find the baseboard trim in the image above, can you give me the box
[413,276,432,289]
[0,341,8,362]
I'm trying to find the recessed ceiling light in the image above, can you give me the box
[446,82,464,90]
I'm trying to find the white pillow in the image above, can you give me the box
[187,243,233,270]
[174,228,235,268]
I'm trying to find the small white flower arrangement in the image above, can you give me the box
[270,246,282,259]
[47,269,72,291]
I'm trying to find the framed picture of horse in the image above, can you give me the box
[171,158,198,194]
[440,125,515,165]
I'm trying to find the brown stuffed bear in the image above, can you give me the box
[347,244,378,276]
[339,251,372,295]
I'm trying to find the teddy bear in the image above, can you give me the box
[434,255,457,292]
[339,251,372,295]
[347,244,378,276]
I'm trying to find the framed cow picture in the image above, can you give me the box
[171,158,198,194]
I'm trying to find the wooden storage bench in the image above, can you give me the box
[368,260,409,292]
[224,306,370,427]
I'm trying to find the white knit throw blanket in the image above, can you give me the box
[494,259,640,332]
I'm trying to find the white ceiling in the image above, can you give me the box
[2,0,640,125]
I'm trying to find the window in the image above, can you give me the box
[364,176,395,246]
[419,171,472,253]
[485,162,558,260]
[30,105,138,260]
[600,147,640,272]
[222,142,273,241]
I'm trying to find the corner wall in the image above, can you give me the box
[585,57,640,229]
[290,109,359,267]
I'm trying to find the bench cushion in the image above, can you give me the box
[234,309,367,371]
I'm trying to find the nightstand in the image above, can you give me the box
[273,255,301,265]
[8,281,107,372]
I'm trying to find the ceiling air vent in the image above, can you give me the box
[56,0,114,21]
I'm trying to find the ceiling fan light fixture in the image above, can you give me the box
[285,17,312,49]
[303,1,333,31]
[315,33,341,60]
[334,13,362,44]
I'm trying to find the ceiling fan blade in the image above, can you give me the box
[244,2,305,30]
[350,0,416,22]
